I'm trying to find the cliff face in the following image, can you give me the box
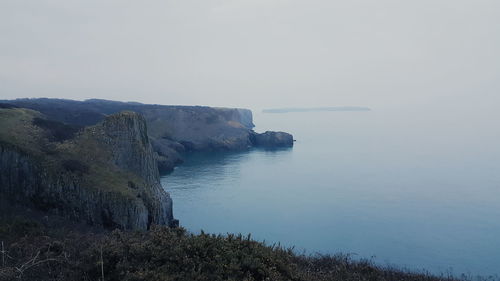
[1,99,294,173]
[97,112,158,184]
[0,146,150,229]
[88,112,174,227]
[0,108,175,230]
[138,105,254,151]
[215,107,255,129]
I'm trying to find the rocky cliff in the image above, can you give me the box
[251,131,294,148]
[0,108,175,230]
[1,98,294,173]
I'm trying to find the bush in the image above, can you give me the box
[62,159,89,174]
[0,220,474,281]
[32,117,82,142]
[82,228,297,281]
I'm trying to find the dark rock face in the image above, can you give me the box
[251,131,294,148]
[0,143,152,230]
[151,138,184,174]
[0,109,175,230]
[89,112,175,227]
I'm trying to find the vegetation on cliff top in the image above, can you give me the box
[0,216,473,281]
[0,108,175,230]
[0,107,146,199]
[0,108,45,155]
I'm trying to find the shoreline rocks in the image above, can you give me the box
[251,131,294,148]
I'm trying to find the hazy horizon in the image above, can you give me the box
[1,0,499,110]
[2,1,500,276]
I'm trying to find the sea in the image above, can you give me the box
[160,103,500,277]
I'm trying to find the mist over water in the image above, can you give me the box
[161,104,500,276]
[2,0,500,276]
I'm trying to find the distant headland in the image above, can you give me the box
[262,106,371,113]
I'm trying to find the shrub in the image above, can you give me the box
[62,159,89,174]
[0,219,474,281]
[32,117,82,142]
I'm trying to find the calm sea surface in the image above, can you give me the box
[160,105,500,276]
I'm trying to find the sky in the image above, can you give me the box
[1,0,499,109]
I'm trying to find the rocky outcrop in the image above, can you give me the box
[0,109,176,230]
[251,131,294,148]
[151,138,184,174]
[0,143,153,230]
[88,112,175,227]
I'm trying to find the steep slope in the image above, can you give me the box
[0,108,175,230]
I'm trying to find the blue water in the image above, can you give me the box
[160,105,500,277]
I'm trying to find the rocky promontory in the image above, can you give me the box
[251,131,294,148]
[2,99,294,173]
[0,108,175,230]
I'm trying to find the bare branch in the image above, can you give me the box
[100,244,105,281]
[1,241,4,268]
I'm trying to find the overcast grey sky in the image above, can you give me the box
[1,0,499,109]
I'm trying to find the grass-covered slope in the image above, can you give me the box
[0,108,174,230]
[0,108,136,195]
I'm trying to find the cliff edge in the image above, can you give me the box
[0,108,175,230]
[2,99,294,173]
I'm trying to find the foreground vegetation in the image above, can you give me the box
[0,217,484,281]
